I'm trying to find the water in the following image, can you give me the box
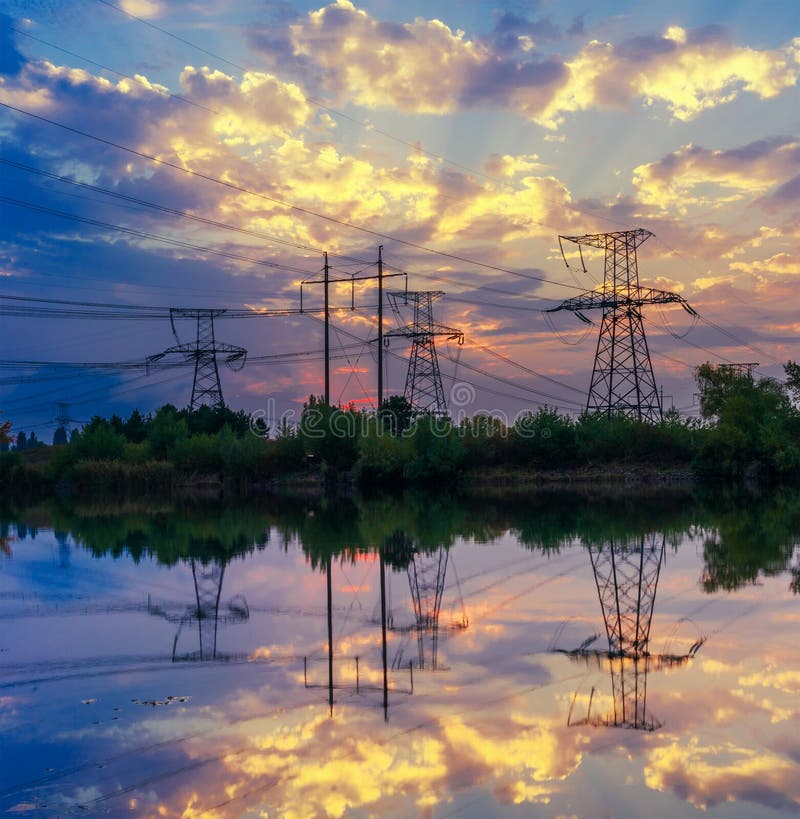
[1,490,798,818]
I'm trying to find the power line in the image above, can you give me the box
[437,349,583,408]
[0,158,323,256]
[87,0,634,233]
[305,313,583,409]
[0,195,317,277]
[473,342,586,396]
[2,159,557,304]
[0,102,586,293]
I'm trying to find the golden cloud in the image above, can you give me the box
[730,252,799,275]
[290,0,488,114]
[522,27,799,128]
[633,140,800,213]
[644,736,800,810]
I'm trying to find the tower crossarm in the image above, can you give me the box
[560,228,654,251]
[147,342,247,370]
[545,288,695,314]
[385,324,464,343]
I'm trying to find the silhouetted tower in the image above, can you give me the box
[386,292,464,416]
[149,557,249,661]
[191,559,226,660]
[55,402,76,433]
[385,533,468,671]
[709,363,759,379]
[147,308,246,409]
[562,534,703,731]
[53,402,78,445]
[407,545,468,669]
[546,230,696,422]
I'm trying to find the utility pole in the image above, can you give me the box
[300,249,404,408]
[378,245,384,409]
[385,291,464,416]
[303,553,413,720]
[324,252,330,405]
[380,547,389,719]
[546,229,697,422]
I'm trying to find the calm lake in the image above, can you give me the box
[1,489,798,818]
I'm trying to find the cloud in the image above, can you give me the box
[761,173,800,210]
[178,66,312,144]
[538,27,800,128]
[644,737,800,811]
[251,5,799,129]
[730,252,799,276]
[0,15,25,76]
[633,138,800,213]
[489,9,562,52]
[289,0,488,113]
[119,0,163,18]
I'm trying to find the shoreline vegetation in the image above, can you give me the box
[3,486,799,596]
[3,362,800,499]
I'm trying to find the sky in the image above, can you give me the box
[0,0,799,435]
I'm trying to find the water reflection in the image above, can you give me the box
[302,551,413,721]
[558,533,704,731]
[0,489,799,817]
[148,557,250,661]
[385,533,468,672]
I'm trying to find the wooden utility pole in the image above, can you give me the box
[324,252,330,405]
[377,245,384,409]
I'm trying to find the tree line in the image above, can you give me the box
[3,361,800,493]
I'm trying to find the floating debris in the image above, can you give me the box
[80,698,96,705]
[131,696,191,708]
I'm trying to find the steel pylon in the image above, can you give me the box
[589,534,665,729]
[546,230,697,422]
[561,534,703,731]
[148,557,249,661]
[147,308,246,409]
[387,540,468,671]
[386,292,463,416]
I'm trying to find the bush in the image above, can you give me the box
[73,424,126,461]
[355,418,412,484]
[402,415,464,483]
[146,406,189,459]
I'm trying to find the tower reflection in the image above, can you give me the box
[560,533,704,730]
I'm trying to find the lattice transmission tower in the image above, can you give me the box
[560,534,704,731]
[147,308,246,409]
[386,292,463,416]
[157,558,249,661]
[546,229,697,422]
[384,532,468,671]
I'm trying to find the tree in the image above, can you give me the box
[123,409,148,443]
[53,425,68,446]
[146,405,188,459]
[694,362,800,478]
[783,361,800,407]
[15,431,27,451]
[378,395,414,435]
[0,418,12,452]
